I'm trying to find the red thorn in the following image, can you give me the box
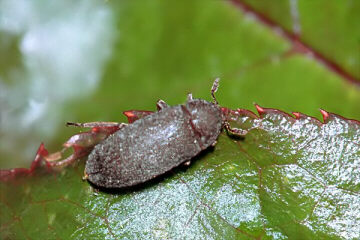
[255,104,265,115]
[38,143,49,157]
[123,111,137,123]
[0,143,51,181]
[292,112,300,119]
[92,127,100,133]
[123,111,135,118]
[320,109,330,123]
[30,143,49,172]
[123,110,154,123]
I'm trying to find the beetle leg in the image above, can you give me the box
[211,78,220,106]
[83,169,89,180]
[224,121,248,136]
[187,93,193,101]
[156,99,169,110]
[183,160,191,166]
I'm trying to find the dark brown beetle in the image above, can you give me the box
[82,79,244,188]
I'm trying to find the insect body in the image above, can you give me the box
[86,98,223,188]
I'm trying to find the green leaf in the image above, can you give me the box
[1,108,359,239]
[1,0,359,239]
[241,0,360,80]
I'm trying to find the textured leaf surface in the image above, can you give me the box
[1,108,359,239]
[1,0,360,239]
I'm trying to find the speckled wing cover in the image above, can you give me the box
[86,105,206,188]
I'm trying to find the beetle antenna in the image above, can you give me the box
[211,78,220,106]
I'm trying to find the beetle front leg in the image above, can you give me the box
[221,107,255,137]
[223,122,248,136]
[211,78,220,105]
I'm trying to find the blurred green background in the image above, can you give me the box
[0,0,359,169]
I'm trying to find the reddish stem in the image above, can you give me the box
[0,143,51,181]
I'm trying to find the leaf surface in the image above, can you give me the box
[1,107,359,239]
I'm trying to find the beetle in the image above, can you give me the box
[81,79,245,188]
[0,79,245,187]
